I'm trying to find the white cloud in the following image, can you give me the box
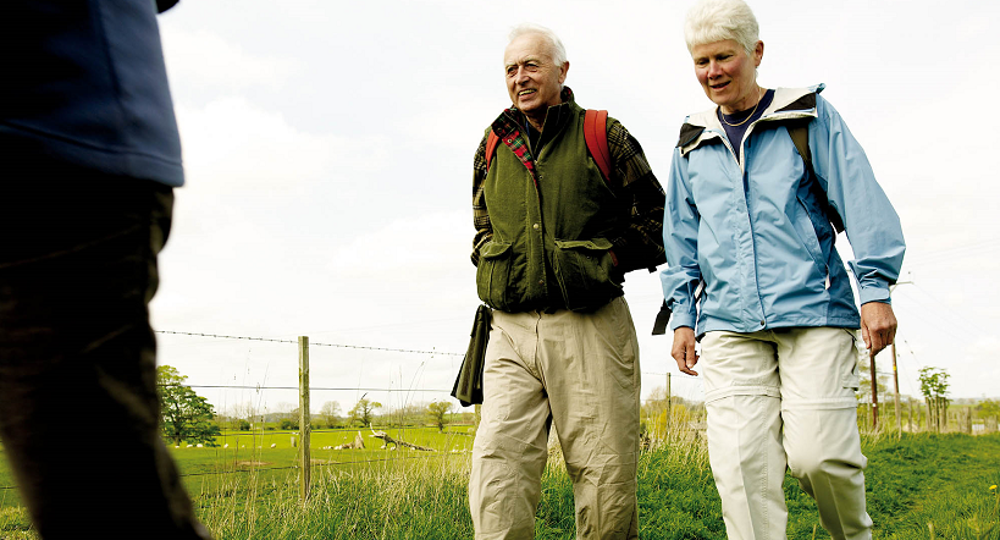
[160,29,301,93]
[175,97,391,191]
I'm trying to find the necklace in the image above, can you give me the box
[719,87,763,127]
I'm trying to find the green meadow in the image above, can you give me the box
[1,429,998,539]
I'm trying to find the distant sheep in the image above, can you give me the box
[270,443,277,448]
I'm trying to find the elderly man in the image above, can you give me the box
[468,24,666,540]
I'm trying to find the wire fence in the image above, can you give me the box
[0,329,706,494]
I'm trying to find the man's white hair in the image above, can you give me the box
[684,0,760,55]
[508,23,568,66]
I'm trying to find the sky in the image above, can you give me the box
[150,0,1000,418]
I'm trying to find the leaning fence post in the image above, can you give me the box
[299,336,311,503]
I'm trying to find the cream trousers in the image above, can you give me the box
[701,327,872,540]
[469,297,640,540]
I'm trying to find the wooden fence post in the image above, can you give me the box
[891,343,901,437]
[869,350,879,431]
[299,336,311,503]
[666,372,672,435]
[907,398,913,433]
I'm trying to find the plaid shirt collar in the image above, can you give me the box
[490,87,577,178]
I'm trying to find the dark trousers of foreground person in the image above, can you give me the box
[0,161,212,540]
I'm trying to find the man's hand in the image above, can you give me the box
[860,301,897,356]
[671,327,699,376]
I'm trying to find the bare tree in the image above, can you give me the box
[319,400,342,428]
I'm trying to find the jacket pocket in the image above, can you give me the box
[476,240,513,310]
[552,238,622,312]
[794,195,831,287]
[840,328,861,391]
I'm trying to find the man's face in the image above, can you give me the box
[503,33,568,116]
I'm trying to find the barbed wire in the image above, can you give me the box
[0,447,467,492]
[155,331,463,357]
[158,383,453,393]
[176,452,457,478]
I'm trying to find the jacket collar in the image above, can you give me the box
[493,86,579,141]
[676,84,824,156]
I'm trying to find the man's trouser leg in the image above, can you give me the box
[0,168,212,540]
[469,297,640,540]
[470,308,552,540]
[777,328,872,540]
[701,328,872,540]
[545,297,640,540]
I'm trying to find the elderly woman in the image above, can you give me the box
[660,0,905,539]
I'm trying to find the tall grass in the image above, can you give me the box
[197,452,474,540]
[1,430,997,539]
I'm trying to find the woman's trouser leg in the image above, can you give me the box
[777,327,872,540]
[701,331,787,540]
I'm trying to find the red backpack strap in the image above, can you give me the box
[584,109,612,183]
[485,130,500,171]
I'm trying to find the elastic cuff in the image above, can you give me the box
[858,284,891,305]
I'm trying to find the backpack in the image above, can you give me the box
[485,109,612,183]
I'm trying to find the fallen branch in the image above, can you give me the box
[368,425,434,452]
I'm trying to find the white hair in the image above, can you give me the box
[684,0,760,55]
[508,23,568,66]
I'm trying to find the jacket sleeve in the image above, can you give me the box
[471,132,491,266]
[606,119,667,274]
[810,96,905,304]
[660,146,702,330]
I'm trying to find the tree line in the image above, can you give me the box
[155,365,473,445]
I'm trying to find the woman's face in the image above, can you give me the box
[691,39,764,114]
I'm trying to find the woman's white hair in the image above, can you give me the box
[684,0,760,55]
[508,23,568,66]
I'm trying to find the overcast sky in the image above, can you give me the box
[151,0,1000,417]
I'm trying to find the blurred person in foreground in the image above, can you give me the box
[0,1,212,538]
[659,0,905,538]
[469,24,666,540]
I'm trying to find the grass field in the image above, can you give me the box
[1,429,998,539]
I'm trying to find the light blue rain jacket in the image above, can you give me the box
[660,85,905,336]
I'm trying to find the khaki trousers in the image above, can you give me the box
[701,328,872,540]
[470,297,640,540]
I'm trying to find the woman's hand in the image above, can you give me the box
[861,301,897,356]
[671,326,700,376]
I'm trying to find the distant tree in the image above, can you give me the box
[320,401,342,428]
[236,419,251,431]
[976,399,1000,420]
[157,365,221,446]
[348,398,382,427]
[426,401,453,432]
[279,418,299,431]
[387,403,427,427]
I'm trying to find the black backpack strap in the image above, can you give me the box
[788,121,845,234]
[651,300,671,336]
